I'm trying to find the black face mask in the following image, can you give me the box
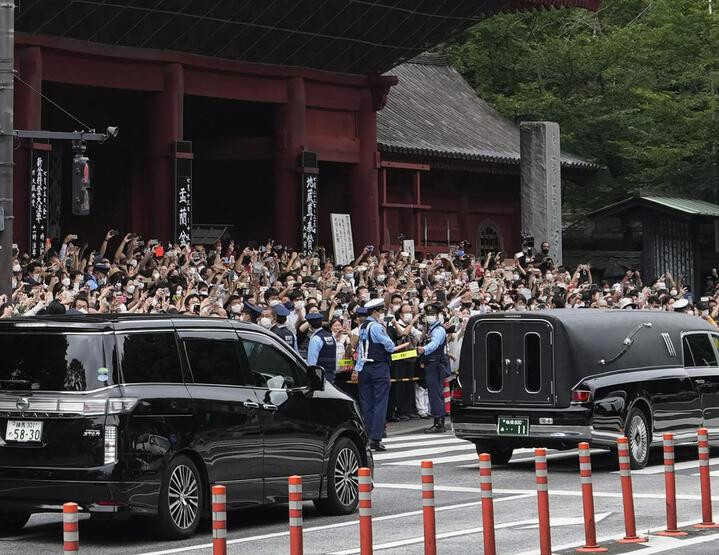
[461,302,473,309]
[542,247,550,254]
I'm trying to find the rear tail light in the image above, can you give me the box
[451,387,463,401]
[104,425,117,464]
[571,390,592,403]
[106,399,138,414]
[55,398,137,416]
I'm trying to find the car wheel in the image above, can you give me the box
[473,441,514,465]
[314,438,360,515]
[157,455,204,539]
[625,407,650,470]
[0,511,31,535]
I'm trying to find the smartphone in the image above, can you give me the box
[436,291,447,303]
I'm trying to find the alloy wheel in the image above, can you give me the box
[628,414,648,464]
[334,447,359,506]
[167,464,200,530]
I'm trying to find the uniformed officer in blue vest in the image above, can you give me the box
[306,312,338,384]
[270,304,298,351]
[418,305,449,433]
[353,298,410,451]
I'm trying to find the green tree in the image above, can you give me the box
[447,0,719,214]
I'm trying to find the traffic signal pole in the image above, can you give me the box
[0,1,14,298]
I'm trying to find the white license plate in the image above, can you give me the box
[5,420,43,443]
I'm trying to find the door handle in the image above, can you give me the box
[695,379,706,385]
[262,404,279,412]
[515,359,522,375]
[504,359,511,375]
[243,401,260,409]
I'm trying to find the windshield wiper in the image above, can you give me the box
[0,379,31,390]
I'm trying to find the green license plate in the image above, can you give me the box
[497,417,529,436]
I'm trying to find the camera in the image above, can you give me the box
[520,232,535,258]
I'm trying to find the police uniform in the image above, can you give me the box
[306,313,338,383]
[243,300,262,324]
[422,310,448,433]
[356,299,396,450]
[270,304,298,351]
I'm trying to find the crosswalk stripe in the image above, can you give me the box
[384,437,465,450]
[373,443,476,461]
[629,456,719,475]
[383,433,440,443]
[385,452,480,466]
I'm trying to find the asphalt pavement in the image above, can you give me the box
[5,419,719,554]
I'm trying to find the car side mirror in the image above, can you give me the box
[308,365,326,391]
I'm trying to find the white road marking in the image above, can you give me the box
[134,493,534,555]
[516,512,610,529]
[623,533,719,553]
[628,456,719,475]
[383,437,465,450]
[374,482,712,501]
[372,443,476,461]
[385,452,481,466]
[456,448,605,468]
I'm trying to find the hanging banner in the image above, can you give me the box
[302,173,318,254]
[331,213,355,266]
[402,239,416,261]
[173,141,193,247]
[29,148,50,259]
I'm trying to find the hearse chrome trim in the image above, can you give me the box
[661,333,677,357]
[452,422,592,440]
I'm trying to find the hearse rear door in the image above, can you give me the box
[472,319,554,406]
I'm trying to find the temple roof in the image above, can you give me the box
[15,0,599,75]
[378,53,600,171]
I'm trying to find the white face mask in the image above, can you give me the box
[269,300,281,306]
[78,308,88,314]
[360,293,370,302]
[11,278,16,289]
[129,259,138,267]
[230,304,243,314]
[294,300,305,310]
[545,273,553,281]
[391,304,401,312]
[152,272,160,280]
[62,278,71,287]
[259,317,273,329]
[426,315,438,325]
[126,285,136,294]
[402,313,413,323]
[670,289,678,296]
[376,275,386,283]
[12,264,21,273]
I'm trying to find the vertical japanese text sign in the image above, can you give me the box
[331,213,355,267]
[173,141,193,247]
[302,173,318,254]
[29,148,50,259]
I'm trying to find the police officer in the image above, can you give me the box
[243,300,262,324]
[418,305,448,433]
[271,304,297,351]
[306,312,338,383]
[353,298,409,451]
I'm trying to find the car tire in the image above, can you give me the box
[314,437,360,515]
[0,511,30,535]
[625,407,651,470]
[473,441,514,465]
[156,455,204,539]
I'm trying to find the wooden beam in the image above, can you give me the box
[380,160,430,171]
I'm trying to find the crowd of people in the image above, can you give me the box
[1,231,717,448]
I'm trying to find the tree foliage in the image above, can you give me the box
[446,0,719,213]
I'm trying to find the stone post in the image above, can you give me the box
[520,121,563,265]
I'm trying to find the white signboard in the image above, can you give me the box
[402,239,416,261]
[331,213,355,267]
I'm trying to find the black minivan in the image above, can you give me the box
[0,315,370,538]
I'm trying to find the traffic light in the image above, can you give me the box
[72,150,91,216]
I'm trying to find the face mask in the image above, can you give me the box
[334,309,343,318]
[376,275,386,283]
[230,304,242,314]
[439,314,445,324]
[269,299,281,306]
[61,278,71,287]
[545,274,553,281]
[152,272,160,280]
[344,273,353,280]
[391,304,401,312]
[426,315,437,325]
[129,259,138,267]
[12,264,21,273]
[33,273,41,281]
[126,285,136,294]
[77,308,88,314]
[360,293,370,302]
[294,300,305,310]
[259,317,273,329]
[11,278,16,289]
[402,313,413,323]
[670,289,678,296]
[512,274,520,281]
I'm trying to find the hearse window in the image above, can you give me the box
[525,333,541,393]
[119,333,183,384]
[683,334,718,368]
[183,338,248,386]
[241,337,307,389]
[486,332,503,392]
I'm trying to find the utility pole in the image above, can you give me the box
[0,1,13,298]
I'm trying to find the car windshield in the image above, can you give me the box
[0,333,113,392]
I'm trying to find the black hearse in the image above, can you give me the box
[451,310,719,469]
[0,315,370,538]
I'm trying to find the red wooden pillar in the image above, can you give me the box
[351,90,380,251]
[143,63,183,240]
[274,77,305,249]
[13,46,42,250]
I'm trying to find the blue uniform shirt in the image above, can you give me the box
[307,331,324,366]
[423,322,447,357]
[355,317,396,372]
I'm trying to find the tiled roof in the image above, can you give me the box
[589,195,719,219]
[377,53,600,171]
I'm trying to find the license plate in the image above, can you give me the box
[497,417,529,436]
[5,420,43,443]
